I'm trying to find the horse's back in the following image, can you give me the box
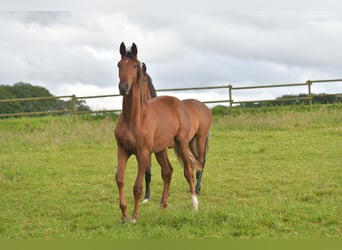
[149,95,188,117]
[182,99,212,131]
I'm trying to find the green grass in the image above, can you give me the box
[0,105,341,239]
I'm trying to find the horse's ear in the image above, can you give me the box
[131,43,138,57]
[120,42,126,57]
[142,62,147,73]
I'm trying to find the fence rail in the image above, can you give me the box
[1,78,341,117]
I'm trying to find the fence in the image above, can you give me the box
[1,78,341,118]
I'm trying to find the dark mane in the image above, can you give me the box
[141,62,157,98]
[146,72,157,98]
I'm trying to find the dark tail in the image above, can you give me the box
[204,133,210,164]
[188,133,210,170]
[174,140,202,171]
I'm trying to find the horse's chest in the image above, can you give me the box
[115,123,149,153]
[115,128,136,149]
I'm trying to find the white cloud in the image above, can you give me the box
[0,6,342,110]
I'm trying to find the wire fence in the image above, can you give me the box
[1,78,342,118]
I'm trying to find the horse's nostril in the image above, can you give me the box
[119,83,130,95]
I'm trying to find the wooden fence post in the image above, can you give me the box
[71,95,77,115]
[306,80,312,111]
[228,84,233,114]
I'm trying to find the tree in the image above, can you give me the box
[0,82,91,115]
[0,85,22,114]
[9,82,55,112]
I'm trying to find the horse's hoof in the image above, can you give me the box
[142,198,149,204]
[121,215,132,223]
[160,201,168,209]
[192,195,199,211]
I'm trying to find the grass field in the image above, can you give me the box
[0,105,341,239]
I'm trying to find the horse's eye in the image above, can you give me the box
[133,63,138,69]
[117,62,120,68]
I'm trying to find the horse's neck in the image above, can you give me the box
[121,84,144,124]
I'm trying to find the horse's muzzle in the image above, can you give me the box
[119,82,130,95]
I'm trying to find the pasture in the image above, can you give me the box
[0,105,341,239]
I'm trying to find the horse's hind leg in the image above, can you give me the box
[189,136,203,194]
[194,135,208,194]
[176,140,198,211]
[155,149,173,209]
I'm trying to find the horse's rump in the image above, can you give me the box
[182,99,212,131]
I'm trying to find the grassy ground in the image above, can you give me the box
[0,105,341,239]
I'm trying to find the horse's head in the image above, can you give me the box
[117,42,141,95]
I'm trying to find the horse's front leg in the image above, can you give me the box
[155,149,173,209]
[132,151,149,221]
[115,146,130,222]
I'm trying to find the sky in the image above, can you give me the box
[1,1,342,110]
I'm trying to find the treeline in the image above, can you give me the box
[276,93,341,105]
[239,93,342,107]
[0,82,90,115]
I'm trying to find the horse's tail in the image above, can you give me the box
[192,133,210,167]
[188,133,210,171]
[174,139,202,171]
[203,133,210,164]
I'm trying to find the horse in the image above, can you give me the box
[140,63,212,202]
[114,42,201,222]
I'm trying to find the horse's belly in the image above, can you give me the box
[150,127,175,152]
[151,139,174,152]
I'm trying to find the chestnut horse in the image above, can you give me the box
[140,63,212,202]
[115,42,201,222]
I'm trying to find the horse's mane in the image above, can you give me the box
[146,72,157,98]
[141,62,157,98]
